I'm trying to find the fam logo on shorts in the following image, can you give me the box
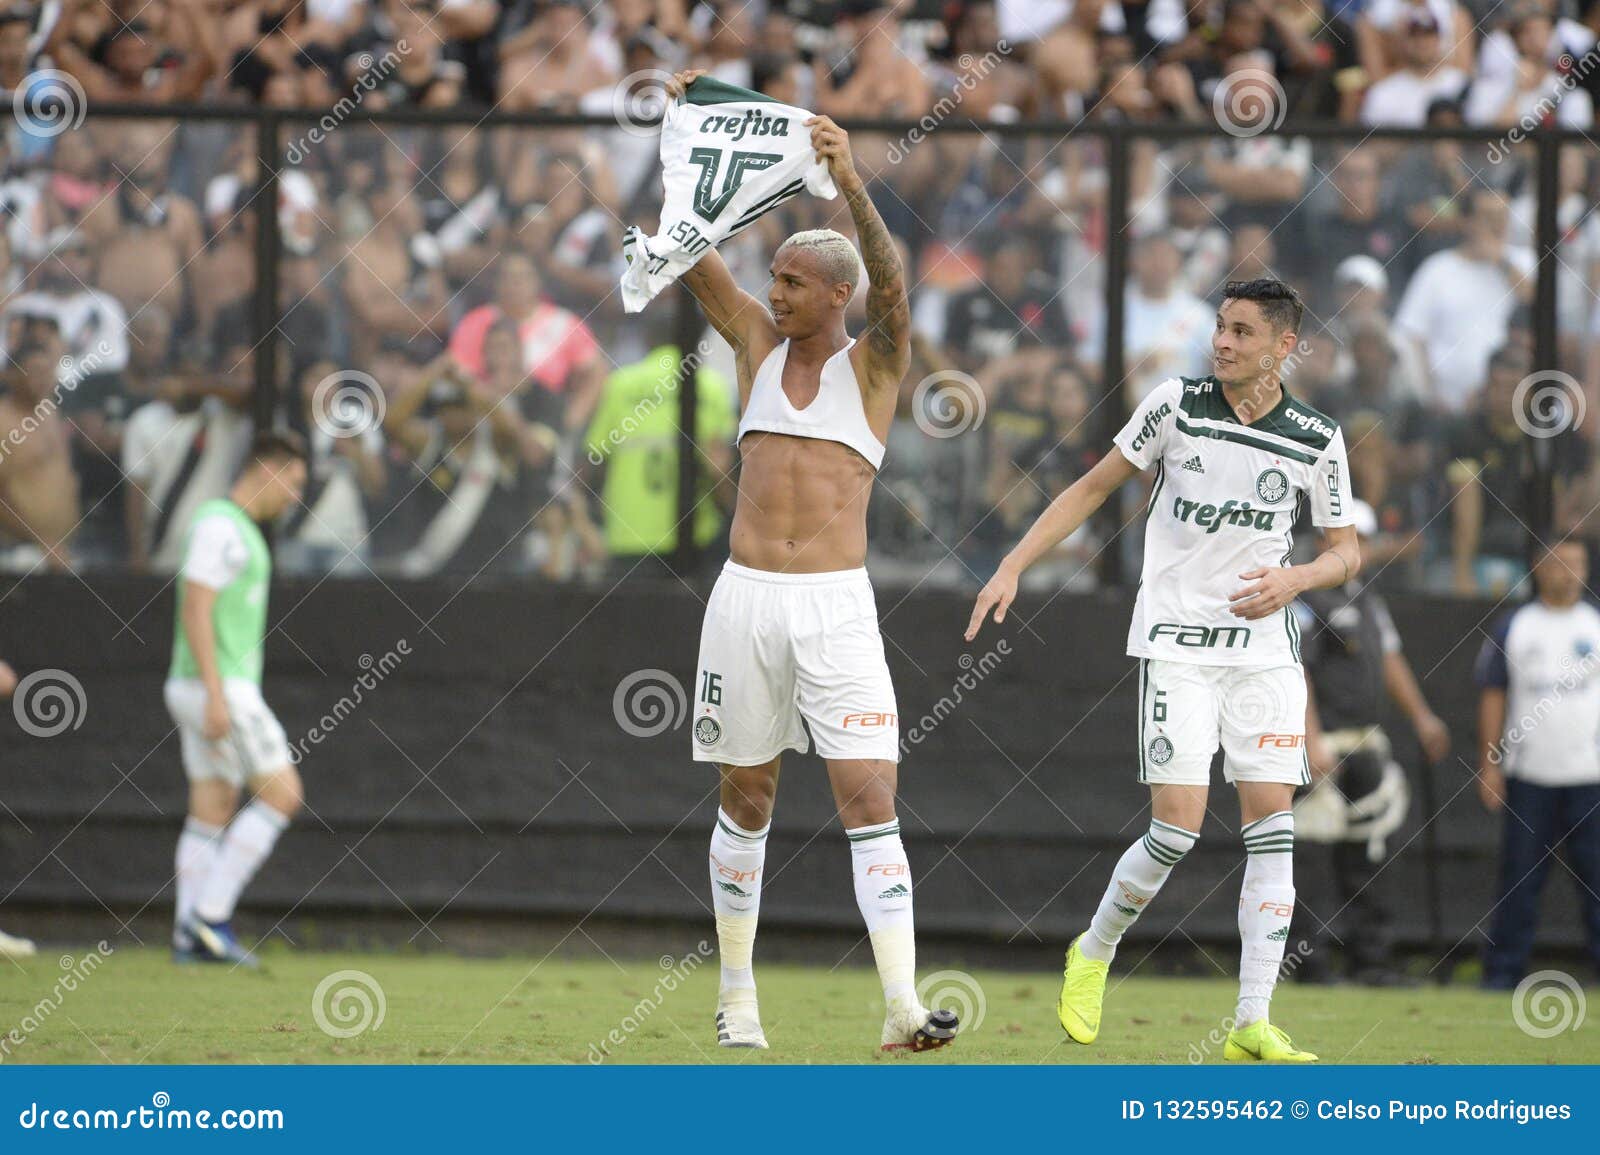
[1255,467,1289,505]
[694,714,722,747]
[1147,735,1174,765]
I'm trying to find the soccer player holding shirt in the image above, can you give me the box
[164,432,307,966]
[968,280,1359,1062]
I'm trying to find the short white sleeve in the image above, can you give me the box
[182,513,249,590]
[1373,596,1402,655]
[1113,377,1181,470]
[1312,428,1356,528]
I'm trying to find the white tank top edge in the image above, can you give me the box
[736,336,886,470]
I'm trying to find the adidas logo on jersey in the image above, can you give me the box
[1181,455,1205,473]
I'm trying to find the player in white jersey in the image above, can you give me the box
[968,279,1359,1062]
[667,69,957,1054]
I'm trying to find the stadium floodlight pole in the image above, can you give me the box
[671,283,701,578]
[1097,125,1131,588]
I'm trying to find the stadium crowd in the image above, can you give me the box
[0,0,1597,591]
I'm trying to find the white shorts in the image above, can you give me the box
[1136,659,1308,786]
[164,678,293,786]
[692,561,899,765]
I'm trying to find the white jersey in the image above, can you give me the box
[1115,375,1354,667]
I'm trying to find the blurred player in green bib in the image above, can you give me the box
[165,431,307,966]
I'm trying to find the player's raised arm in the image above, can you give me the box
[966,448,1142,640]
[679,245,774,356]
[807,115,910,391]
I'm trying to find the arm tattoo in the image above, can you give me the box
[843,181,910,369]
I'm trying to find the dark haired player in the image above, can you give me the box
[968,280,1359,1061]
[165,431,307,966]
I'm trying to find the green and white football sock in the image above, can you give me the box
[709,808,768,992]
[1080,819,1199,964]
[848,818,917,1011]
[1237,810,1295,1027]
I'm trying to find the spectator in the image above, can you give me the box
[1393,186,1535,413]
[1386,96,1477,279]
[942,237,1073,374]
[343,179,450,366]
[121,333,253,574]
[277,358,388,576]
[449,251,606,434]
[1474,538,1600,989]
[0,333,79,570]
[1441,347,1537,595]
[813,0,930,120]
[1356,0,1476,82]
[1469,1,1596,130]
[1360,10,1470,126]
[1,231,128,385]
[77,126,203,323]
[46,0,220,103]
[1084,234,1213,404]
[1293,145,1407,276]
[1342,411,1426,581]
[378,339,544,579]
[581,311,735,581]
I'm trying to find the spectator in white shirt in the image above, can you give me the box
[1360,10,1470,126]
[1082,234,1214,404]
[1393,187,1536,412]
[1466,6,1595,129]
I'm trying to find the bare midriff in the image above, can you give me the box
[728,431,876,573]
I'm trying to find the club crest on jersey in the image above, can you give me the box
[1255,467,1290,505]
[694,716,723,746]
[1147,735,1175,765]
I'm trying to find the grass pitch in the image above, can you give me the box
[1,946,1594,1064]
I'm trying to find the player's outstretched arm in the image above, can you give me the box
[966,448,1141,640]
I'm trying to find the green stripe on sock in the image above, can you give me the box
[848,824,900,842]
[1142,835,1181,865]
[718,818,768,843]
[1145,833,1187,861]
[1240,812,1291,835]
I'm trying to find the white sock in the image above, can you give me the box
[194,801,289,924]
[710,808,768,992]
[1081,819,1199,963]
[174,818,223,946]
[1236,810,1295,1027]
[848,818,917,1010]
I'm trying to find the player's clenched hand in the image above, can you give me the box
[665,69,706,100]
[803,115,860,190]
[203,693,231,741]
[965,566,1018,641]
[1228,566,1305,620]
